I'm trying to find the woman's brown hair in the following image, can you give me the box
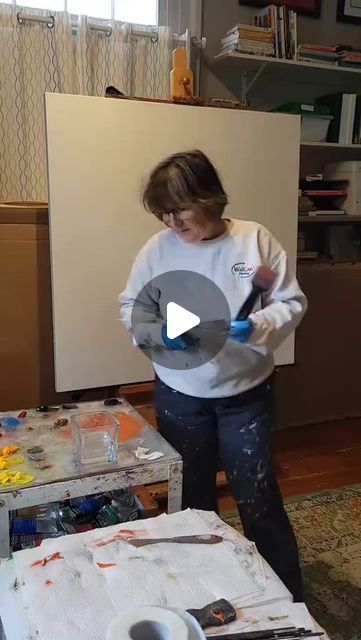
[143,150,228,219]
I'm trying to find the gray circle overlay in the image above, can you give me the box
[131,270,231,370]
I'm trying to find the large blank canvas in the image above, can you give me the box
[45,93,300,392]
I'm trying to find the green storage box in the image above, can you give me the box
[272,102,333,142]
[272,102,331,117]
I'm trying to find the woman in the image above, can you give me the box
[120,150,307,601]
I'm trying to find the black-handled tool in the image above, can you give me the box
[187,598,236,629]
[186,266,277,342]
[236,266,277,321]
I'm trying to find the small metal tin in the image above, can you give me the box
[104,398,121,406]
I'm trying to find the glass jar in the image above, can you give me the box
[72,412,119,465]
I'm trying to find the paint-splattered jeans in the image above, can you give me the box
[154,376,303,602]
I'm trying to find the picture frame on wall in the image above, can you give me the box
[239,0,321,18]
[337,0,361,23]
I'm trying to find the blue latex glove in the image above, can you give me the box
[229,319,254,343]
[161,325,197,351]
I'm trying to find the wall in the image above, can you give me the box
[159,0,202,35]
[201,0,361,101]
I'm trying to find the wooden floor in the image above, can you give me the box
[137,406,361,510]
[219,417,361,511]
[275,417,361,496]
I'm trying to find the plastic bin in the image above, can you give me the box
[273,102,333,142]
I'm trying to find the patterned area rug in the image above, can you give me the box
[222,485,361,640]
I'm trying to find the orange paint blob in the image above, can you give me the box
[96,563,117,569]
[113,413,143,442]
[212,611,226,624]
[90,528,147,549]
[31,552,64,568]
[60,411,143,443]
[0,445,19,458]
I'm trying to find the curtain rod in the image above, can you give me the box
[16,11,189,43]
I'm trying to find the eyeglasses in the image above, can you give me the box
[154,208,193,224]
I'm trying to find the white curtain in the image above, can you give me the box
[0,4,178,202]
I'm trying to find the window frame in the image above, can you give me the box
[6,0,159,25]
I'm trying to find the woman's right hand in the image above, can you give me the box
[161,325,198,351]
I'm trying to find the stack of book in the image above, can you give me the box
[220,5,300,60]
[316,93,361,145]
[298,44,340,65]
[253,4,298,60]
[219,24,274,56]
[339,48,361,69]
[296,44,361,68]
[299,178,347,216]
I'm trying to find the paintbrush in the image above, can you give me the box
[205,627,296,639]
[235,266,277,321]
[205,628,324,640]
[127,534,223,548]
[206,635,324,640]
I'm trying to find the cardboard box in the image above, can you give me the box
[276,262,361,427]
[0,204,118,411]
[0,204,56,410]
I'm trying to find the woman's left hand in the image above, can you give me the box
[229,319,254,343]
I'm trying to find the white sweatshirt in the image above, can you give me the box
[119,219,307,398]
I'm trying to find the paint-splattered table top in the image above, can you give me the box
[0,399,180,492]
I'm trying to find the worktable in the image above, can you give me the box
[0,399,183,557]
[0,510,329,640]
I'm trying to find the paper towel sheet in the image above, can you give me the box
[196,511,291,607]
[89,537,261,610]
[0,560,35,640]
[0,561,328,640]
[10,510,289,639]
[14,511,263,617]
[14,546,117,640]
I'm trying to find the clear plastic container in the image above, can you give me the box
[72,412,119,465]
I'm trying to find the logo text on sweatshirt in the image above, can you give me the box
[231,263,255,278]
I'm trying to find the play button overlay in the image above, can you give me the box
[166,302,200,339]
[131,270,231,371]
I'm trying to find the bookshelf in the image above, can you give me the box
[212,52,361,104]
[298,215,361,223]
[213,51,361,76]
[301,141,361,150]
[210,49,361,265]
[211,19,361,428]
